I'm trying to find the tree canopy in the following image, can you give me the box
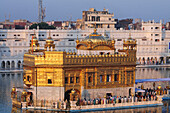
[29,22,56,29]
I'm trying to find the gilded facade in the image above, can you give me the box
[12,28,137,106]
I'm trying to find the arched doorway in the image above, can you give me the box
[147,57,150,64]
[64,89,80,101]
[155,57,158,64]
[11,61,15,69]
[17,61,21,69]
[6,61,10,69]
[139,57,141,64]
[1,61,5,68]
[142,57,145,64]
[151,57,154,64]
[129,88,132,96]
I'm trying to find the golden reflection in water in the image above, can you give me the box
[12,106,162,113]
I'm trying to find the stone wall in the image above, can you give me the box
[32,86,65,102]
[81,87,135,99]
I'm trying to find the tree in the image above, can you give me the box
[29,22,56,29]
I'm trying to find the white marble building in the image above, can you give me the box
[0,20,170,69]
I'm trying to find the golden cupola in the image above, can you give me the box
[29,33,40,53]
[123,33,137,50]
[76,28,116,55]
[76,28,115,50]
[44,31,55,51]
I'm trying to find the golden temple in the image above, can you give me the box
[11,28,137,107]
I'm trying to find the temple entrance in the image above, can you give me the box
[64,89,80,101]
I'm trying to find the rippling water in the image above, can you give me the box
[0,67,170,113]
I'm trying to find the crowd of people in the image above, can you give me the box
[75,95,158,106]
[75,88,169,106]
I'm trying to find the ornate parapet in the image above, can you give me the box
[64,53,136,66]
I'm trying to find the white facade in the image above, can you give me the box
[1,20,170,69]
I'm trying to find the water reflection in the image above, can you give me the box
[11,106,167,113]
[0,72,23,113]
[0,67,170,113]
[136,67,170,79]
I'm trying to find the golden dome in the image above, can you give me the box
[12,87,16,92]
[111,39,115,44]
[76,28,116,50]
[46,36,54,44]
[76,40,79,43]
[32,35,38,44]
[71,89,76,94]
[87,39,93,44]
[83,28,107,43]
[22,90,27,95]
[76,35,79,43]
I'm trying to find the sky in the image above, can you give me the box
[0,0,170,22]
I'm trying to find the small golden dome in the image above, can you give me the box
[12,87,16,92]
[111,39,115,44]
[71,89,75,94]
[22,90,27,95]
[76,39,79,43]
[76,35,79,43]
[32,35,38,44]
[46,36,54,44]
[87,39,93,44]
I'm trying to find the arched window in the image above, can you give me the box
[18,60,21,68]
[114,74,119,81]
[27,76,30,82]
[6,61,10,68]
[11,61,15,68]
[88,76,92,83]
[1,61,5,68]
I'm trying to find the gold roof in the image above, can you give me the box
[83,28,107,43]
[32,35,38,45]
[76,28,115,50]
[46,31,54,44]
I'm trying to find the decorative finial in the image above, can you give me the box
[76,35,79,43]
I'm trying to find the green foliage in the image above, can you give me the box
[29,22,56,29]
